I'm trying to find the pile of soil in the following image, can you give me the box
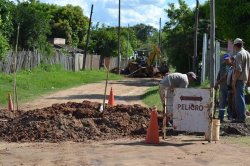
[0,101,150,142]
[220,121,250,136]
[3,101,248,142]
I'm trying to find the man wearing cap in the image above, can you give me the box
[232,38,250,123]
[215,54,236,122]
[159,72,197,121]
[215,54,232,122]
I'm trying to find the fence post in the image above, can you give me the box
[201,33,207,83]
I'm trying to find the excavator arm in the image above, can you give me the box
[146,45,162,66]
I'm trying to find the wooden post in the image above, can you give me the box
[13,23,20,115]
[162,90,167,139]
[209,0,216,143]
[103,57,110,109]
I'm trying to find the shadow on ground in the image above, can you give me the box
[47,94,141,101]
[111,141,194,147]
[109,78,160,87]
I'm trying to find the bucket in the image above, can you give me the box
[212,119,220,141]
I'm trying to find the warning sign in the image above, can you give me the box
[173,88,212,133]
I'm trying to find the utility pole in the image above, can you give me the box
[210,0,215,87]
[159,18,162,50]
[208,0,216,143]
[118,0,121,74]
[83,4,93,70]
[193,0,199,73]
[127,24,129,61]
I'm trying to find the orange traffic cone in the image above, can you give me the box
[8,93,13,111]
[108,87,115,106]
[146,107,159,144]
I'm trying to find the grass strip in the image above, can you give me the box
[0,64,122,106]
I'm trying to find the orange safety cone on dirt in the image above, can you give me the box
[8,93,13,111]
[108,87,115,106]
[146,106,159,144]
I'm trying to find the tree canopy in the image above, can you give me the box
[13,1,51,49]
[216,0,250,47]
[89,25,138,57]
[163,0,195,72]
[162,0,210,73]
[0,0,14,58]
[1,0,250,73]
[50,5,89,48]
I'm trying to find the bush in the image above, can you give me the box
[0,33,9,60]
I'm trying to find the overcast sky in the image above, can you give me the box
[40,0,207,29]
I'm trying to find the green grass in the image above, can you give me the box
[0,64,122,106]
[142,86,162,110]
[225,136,250,146]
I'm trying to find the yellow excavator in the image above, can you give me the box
[124,45,169,77]
[146,45,162,66]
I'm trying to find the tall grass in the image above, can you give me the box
[141,86,162,110]
[0,64,122,106]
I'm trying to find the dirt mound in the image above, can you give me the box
[0,101,150,142]
[220,122,250,136]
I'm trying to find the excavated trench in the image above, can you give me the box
[0,100,250,143]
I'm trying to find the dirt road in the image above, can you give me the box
[1,136,250,166]
[1,77,250,165]
[20,78,160,111]
[2,78,250,165]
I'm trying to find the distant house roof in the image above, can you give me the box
[54,44,85,53]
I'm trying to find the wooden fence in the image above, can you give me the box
[0,50,127,73]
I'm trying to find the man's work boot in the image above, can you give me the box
[218,109,225,121]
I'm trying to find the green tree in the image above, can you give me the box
[0,0,15,41]
[90,25,138,58]
[216,0,250,47]
[0,0,14,58]
[163,0,194,72]
[162,0,209,72]
[0,33,9,59]
[90,26,118,57]
[13,1,51,50]
[51,19,73,44]
[50,5,89,47]
[131,24,157,44]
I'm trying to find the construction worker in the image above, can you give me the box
[232,38,250,123]
[225,55,237,120]
[159,72,197,121]
[215,53,234,122]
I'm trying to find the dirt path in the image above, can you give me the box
[0,136,250,166]
[1,78,250,165]
[20,78,160,111]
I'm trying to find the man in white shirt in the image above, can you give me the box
[232,38,250,123]
[159,72,197,120]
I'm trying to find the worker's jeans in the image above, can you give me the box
[218,87,228,121]
[235,80,246,121]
